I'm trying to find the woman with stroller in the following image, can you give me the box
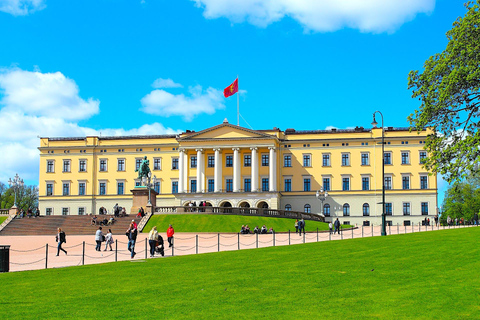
[148,226,158,257]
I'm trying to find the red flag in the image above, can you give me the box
[223,78,238,98]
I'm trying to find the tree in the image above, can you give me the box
[0,182,38,210]
[408,1,480,183]
[441,176,480,224]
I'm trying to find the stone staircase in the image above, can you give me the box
[0,215,143,236]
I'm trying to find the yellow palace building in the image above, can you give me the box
[38,120,437,226]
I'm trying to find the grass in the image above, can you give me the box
[143,214,342,233]
[0,216,7,224]
[1,227,479,319]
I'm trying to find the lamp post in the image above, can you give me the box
[372,111,386,236]
[316,187,328,218]
[142,172,157,206]
[8,173,24,208]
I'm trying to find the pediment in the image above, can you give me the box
[179,123,275,141]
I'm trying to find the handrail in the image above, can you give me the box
[0,209,9,215]
[0,213,16,233]
[154,206,324,221]
[137,212,153,232]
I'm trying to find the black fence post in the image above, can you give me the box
[289,230,291,245]
[45,243,48,269]
[237,233,240,250]
[273,231,275,247]
[362,225,364,238]
[256,233,258,249]
[341,228,343,240]
[352,226,354,239]
[172,238,174,257]
[317,228,319,242]
[303,232,305,243]
[404,225,406,234]
[115,240,117,262]
[196,235,198,254]
[389,224,391,235]
[145,238,147,259]
[397,224,399,234]
[82,241,85,266]
[371,225,374,237]
[218,233,220,252]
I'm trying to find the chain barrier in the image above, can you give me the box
[198,235,218,240]
[220,242,238,247]
[10,258,46,265]
[10,245,46,253]
[219,234,238,239]
[175,235,197,241]
[198,243,218,249]
[239,241,256,247]
[174,246,195,252]
[63,243,83,249]
[258,239,273,244]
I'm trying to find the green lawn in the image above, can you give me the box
[143,214,342,233]
[0,216,7,224]
[1,228,479,319]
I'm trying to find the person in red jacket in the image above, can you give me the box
[167,224,174,248]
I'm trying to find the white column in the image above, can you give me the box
[196,149,204,193]
[269,147,277,192]
[178,149,185,193]
[233,148,240,192]
[214,148,222,192]
[251,147,258,192]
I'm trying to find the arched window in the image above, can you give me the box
[323,204,330,217]
[285,204,292,211]
[343,203,350,216]
[304,204,311,213]
[363,203,370,216]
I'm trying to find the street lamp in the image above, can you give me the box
[316,187,328,218]
[8,173,24,208]
[142,172,157,206]
[372,111,386,236]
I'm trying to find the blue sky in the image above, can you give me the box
[0,0,468,205]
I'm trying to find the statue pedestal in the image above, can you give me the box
[9,206,18,216]
[131,187,158,215]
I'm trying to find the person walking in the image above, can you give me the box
[95,227,103,251]
[328,221,333,234]
[126,223,137,258]
[104,228,114,251]
[56,228,67,256]
[298,219,305,236]
[294,219,299,234]
[334,218,340,234]
[148,226,158,257]
[167,224,175,248]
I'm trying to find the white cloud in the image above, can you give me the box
[192,0,435,33]
[141,84,225,121]
[0,68,181,184]
[0,68,99,121]
[0,0,46,16]
[152,78,183,89]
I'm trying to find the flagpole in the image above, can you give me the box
[237,75,239,126]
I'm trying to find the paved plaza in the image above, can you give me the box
[1,224,475,272]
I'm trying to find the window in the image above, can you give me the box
[46,183,53,196]
[172,181,178,194]
[284,155,292,167]
[62,208,69,216]
[46,208,52,216]
[172,158,179,170]
[303,154,311,167]
[63,160,71,172]
[261,154,269,166]
[342,177,350,191]
[420,176,428,189]
[244,155,251,167]
[304,204,311,213]
[117,182,124,195]
[154,158,161,170]
[361,153,369,166]
[154,182,160,193]
[403,203,411,215]
[136,158,142,171]
[99,159,107,172]
[402,176,410,190]
[208,179,214,192]
[363,203,370,216]
[63,183,70,196]
[262,178,269,191]
[79,160,86,172]
[47,160,54,173]
[343,203,350,216]
[191,180,197,193]
[244,178,251,192]
[362,177,370,191]
[419,151,427,163]
[421,202,429,215]
[99,182,106,195]
[384,152,392,165]
[304,178,311,191]
[385,203,393,215]
[323,204,330,217]
[341,153,350,166]
[322,154,330,167]
[117,159,125,171]
[284,178,292,192]
[401,152,410,164]
[78,182,85,196]
[226,155,233,167]
[226,179,233,192]
[323,178,330,191]
[384,176,392,190]
[208,156,215,168]
[78,207,85,215]
[285,204,292,211]
[190,156,197,168]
